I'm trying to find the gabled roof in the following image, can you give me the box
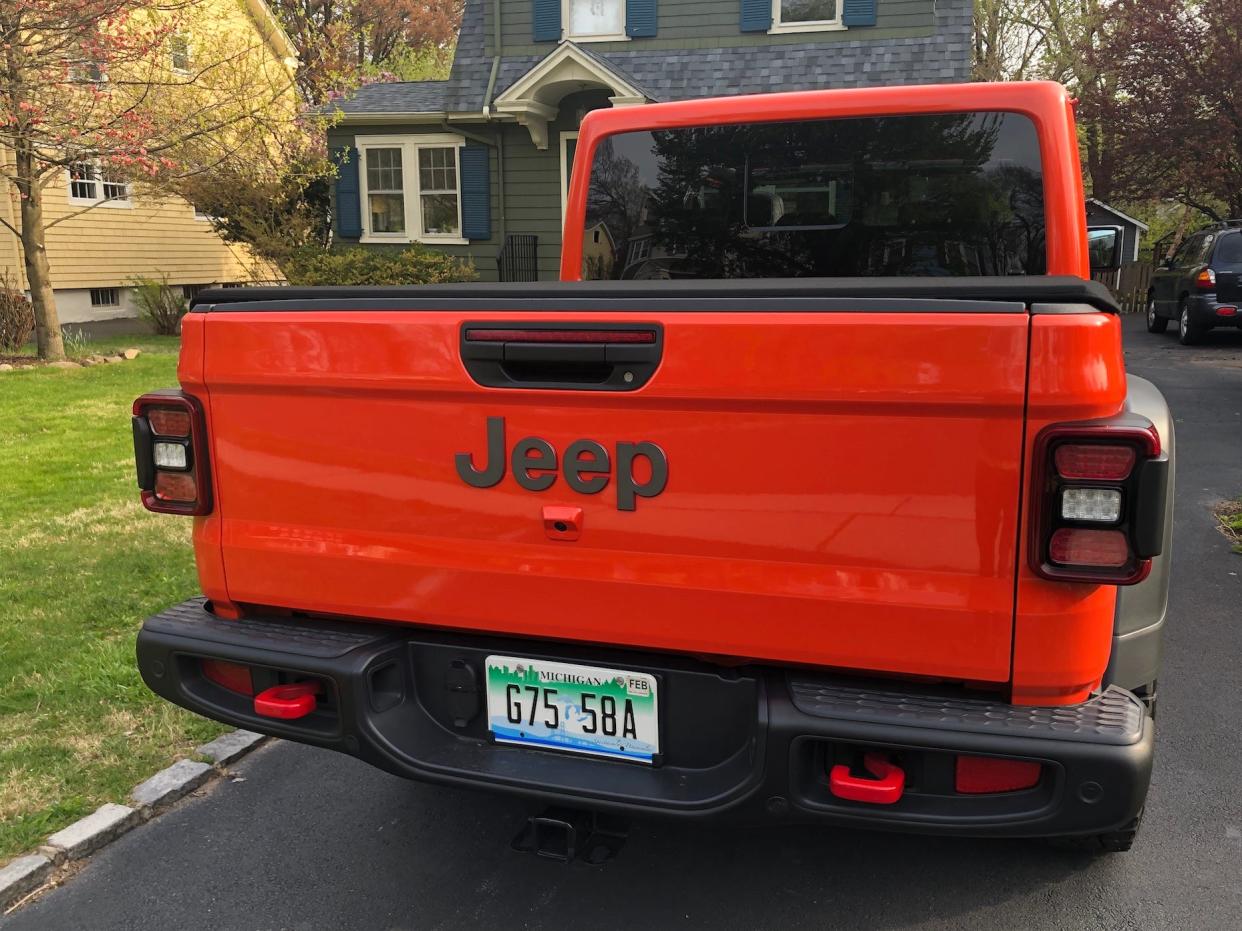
[1086,198,1150,232]
[242,0,299,68]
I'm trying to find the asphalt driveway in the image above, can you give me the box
[6,314,1242,931]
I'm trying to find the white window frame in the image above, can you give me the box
[89,287,121,308]
[169,33,192,75]
[769,0,846,34]
[560,131,579,224]
[562,0,631,43]
[355,134,468,245]
[67,160,132,208]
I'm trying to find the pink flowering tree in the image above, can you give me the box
[0,0,302,359]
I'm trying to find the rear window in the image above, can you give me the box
[1214,232,1242,269]
[580,111,1046,280]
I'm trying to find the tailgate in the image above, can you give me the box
[201,303,1029,683]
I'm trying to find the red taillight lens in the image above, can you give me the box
[1054,444,1136,481]
[147,408,192,437]
[1048,528,1130,568]
[133,392,212,515]
[1030,420,1165,585]
[1195,267,1216,289]
[955,756,1042,794]
[155,470,197,503]
[1215,305,1237,317]
[202,659,254,696]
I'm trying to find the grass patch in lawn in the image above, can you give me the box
[1215,499,1242,555]
[7,331,181,363]
[0,342,226,862]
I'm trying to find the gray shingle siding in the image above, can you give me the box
[341,0,971,116]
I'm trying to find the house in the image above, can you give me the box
[0,0,297,324]
[1086,198,1149,271]
[328,0,975,281]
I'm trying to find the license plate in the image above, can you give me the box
[485,655,659,764]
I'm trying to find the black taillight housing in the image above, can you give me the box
[132,390,212,515]
[1029,417,1168,585]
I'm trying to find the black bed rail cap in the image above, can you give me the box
[189,276,1121,315]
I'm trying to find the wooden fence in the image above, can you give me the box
[1091,262,1153,314]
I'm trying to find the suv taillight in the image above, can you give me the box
[1194,267,1216,290]
[132,391,212,515]
[1029,418,1168,585]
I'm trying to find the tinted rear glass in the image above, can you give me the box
[1214,232,1242,269]
[581,111,1046,280]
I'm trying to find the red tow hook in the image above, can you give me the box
[829,753,906,805]
[253,681,322,720]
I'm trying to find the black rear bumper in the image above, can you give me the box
[137,599,1153,838]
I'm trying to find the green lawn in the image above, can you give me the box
[0,334,226,862]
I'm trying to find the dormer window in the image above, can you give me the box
[771,0,844,33]
[565,0,627,41]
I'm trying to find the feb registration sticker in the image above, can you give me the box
[485,655,659,764]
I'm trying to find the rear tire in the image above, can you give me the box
[1146,297,1168,333]
[1179,302,1203,345]
[1049,810,1143,854]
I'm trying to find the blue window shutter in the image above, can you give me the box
[626,0,658,37]
[460,145,491,241]
[532,0,561,41]
[740,0,771,32]
[842,0,877,27]
[332,146,362,240]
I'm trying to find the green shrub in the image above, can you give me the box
[0,277,35,352]
[284,245,477,287]
[130,275,189,335]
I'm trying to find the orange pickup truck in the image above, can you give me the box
[134,82,1173,854]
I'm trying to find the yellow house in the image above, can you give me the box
[0,0,297,324]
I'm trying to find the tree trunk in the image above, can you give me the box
[15,145,64,361]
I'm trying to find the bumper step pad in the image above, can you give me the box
[788,679,1145,745]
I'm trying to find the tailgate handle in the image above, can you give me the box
[460,324,662,391]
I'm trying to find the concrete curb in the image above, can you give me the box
[1,729,268,913]
[0,856,55,913]
[131,760,214,811]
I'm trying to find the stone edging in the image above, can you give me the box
[0,347,144,372]
[0,730,267,914]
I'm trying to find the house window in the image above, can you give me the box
[417,147,459,238]
[169,34,191,73]
[68,162,131,206]
[356,135,466,243]
[565,0,626,40]
[365,148,406,234]
[90,288,120,307]
[772,0,842,32]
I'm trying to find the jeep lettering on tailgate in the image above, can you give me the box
[455,416,668,511]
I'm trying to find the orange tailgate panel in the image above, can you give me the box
[202,309,1029,682]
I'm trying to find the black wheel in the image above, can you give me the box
[1178,301,1203,345]
[1049,810,1143,854]
[1146,296,1168,333]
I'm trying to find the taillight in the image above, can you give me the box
[132,391,212,515]
[1215,305,1238,317]
[1194,267,1216,290]
[1029,418,1168,585]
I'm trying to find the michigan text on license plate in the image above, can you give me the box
[485,656,659,764]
